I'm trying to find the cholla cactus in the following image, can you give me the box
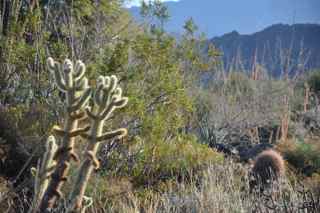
[39,58,92,212]
[67,75,128,212]
[29,136,57,213]
[31,58,128,213]
[249,149,285,192]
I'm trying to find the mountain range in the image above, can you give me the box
[210,24,320,76]
[129,1,320,75]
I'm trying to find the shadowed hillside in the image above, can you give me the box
[210,24,320,76]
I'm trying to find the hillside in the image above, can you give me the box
[1,1,320,212]
[210,24,320,76]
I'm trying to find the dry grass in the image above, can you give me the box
[1,157,319,213]
[80,161,319,213]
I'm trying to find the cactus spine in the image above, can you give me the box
[67,75,128,212]
[39,58,91,212]
[29,136,58,213]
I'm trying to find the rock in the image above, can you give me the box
[239,143,274,162]
[211,143,239,156]
[212,141,273,162]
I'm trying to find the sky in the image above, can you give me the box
[128,0,320,37]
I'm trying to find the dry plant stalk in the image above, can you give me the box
[251,49,260,80]
[248,127,260,144]
[280,95,290,142]
[304,83,310,113]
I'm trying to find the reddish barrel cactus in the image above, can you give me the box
[249,149,285,192]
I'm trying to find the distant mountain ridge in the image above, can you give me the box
[210,24,320,76]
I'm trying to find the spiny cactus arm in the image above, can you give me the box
[40,136,58,174]
[81,128,127,141]
[99,97,128,120]
[81,196,93,213]
[85,108,99,120]
[75,78,89,92]
[47,58,67,92]
[95,83,128,120]
[69,111,86,120]
[68,87,92,112]
[53,125,91,138]
[38,58,91,212]
[73,60,86,82]
[95,128,127,142]
[29,136,57,213]
[63,59,74,89]
[67,75,128,212]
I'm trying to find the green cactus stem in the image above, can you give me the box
[39,58,92,212]
[29,136,57,213]
[67,75,128,212]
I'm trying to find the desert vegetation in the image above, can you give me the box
[0,1,320,212]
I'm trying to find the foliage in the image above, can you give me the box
[224,72,254,98]
[278,138,320,176]
[307,69,320,96]
[194,73,290,147]
[140,0,170,28]
[130,135,223,187]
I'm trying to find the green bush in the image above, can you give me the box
[307,69,320,96]
[279,138,320,176]
[224,72,254,97]
[104,135,223,188]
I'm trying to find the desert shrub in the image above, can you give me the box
[5,103,57,137]
[291,70,320,111]
[0,106,37,180]
[303,173,320,193]
[194,75,290,148]
[307,69,320,96]
[278,138,320,176]
[291,79,308,112]
[103,135,223,188]
[224,72,254,98]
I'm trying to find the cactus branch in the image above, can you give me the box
[70,111,86,120]
[95,128,127,142]
[32,60,128,213]
[68,88,92,112]
[38,58,91,212]
[29,136,57,213]
[67,75,128,212]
